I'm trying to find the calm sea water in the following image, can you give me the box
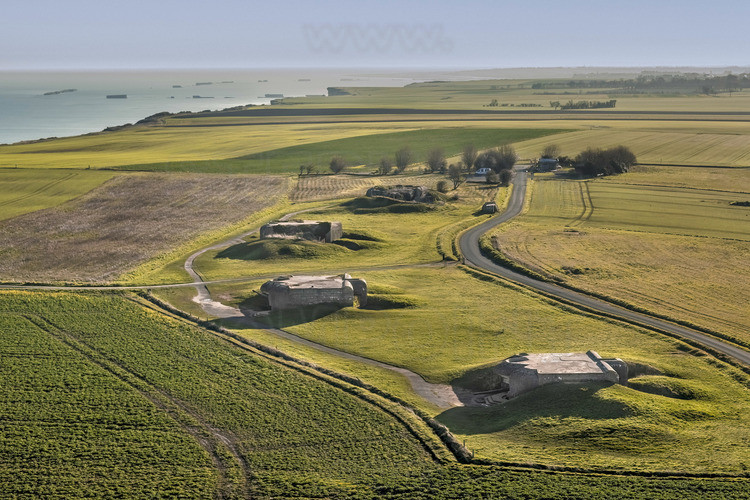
[0,69,418,145]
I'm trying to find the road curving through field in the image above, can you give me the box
[459,169,750,367]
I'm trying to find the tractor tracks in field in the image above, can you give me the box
[22,312,250,498]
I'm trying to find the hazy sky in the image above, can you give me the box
[2,0,748,70]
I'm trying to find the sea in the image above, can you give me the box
[0,69,427,145]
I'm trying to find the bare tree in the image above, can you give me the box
[448,163,464,189]
[395,147,411,173]
[378,157,392,176]
[426,148,446,173]
[329,155,347,174]
[540,144,560,159]
[462,144,478,172]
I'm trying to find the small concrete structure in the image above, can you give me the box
[482,201,498,214]
[260,220,342,243]
[260,274,367,310]
[493,350,627,399]
[536,158,560,172]
[365,185,435,203]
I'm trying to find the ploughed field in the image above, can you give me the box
[0,173,287,283]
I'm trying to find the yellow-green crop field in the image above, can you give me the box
[512,124,750,166]
[0,123,411,169]
[0,168,118,220]
[492,173,750,344]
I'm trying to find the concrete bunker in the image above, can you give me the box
[260,273,367,310]
[487,351,627,402]
[482,201,498,214]
[260,220,342,243]
[365,185,435,203]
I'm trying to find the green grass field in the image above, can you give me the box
[2,290,747,498]
[193,191,486,282]
[208,265,750,473]
[0,168,118,220]
[111,127,564,174]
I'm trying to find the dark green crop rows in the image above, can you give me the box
[0,305,217,497]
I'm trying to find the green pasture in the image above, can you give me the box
[193,195,489,282]
[112,127,564,174]
[0,168,118,220]
[217,265,750,473]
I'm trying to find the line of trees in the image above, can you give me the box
[554,99,616,110]
[311,143,518,185]
[574,146,636,177]
[532,73,750,93]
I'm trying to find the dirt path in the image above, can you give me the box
[183,207,463,409]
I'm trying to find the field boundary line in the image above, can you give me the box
[21,311,250,498]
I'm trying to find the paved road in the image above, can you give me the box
[459,170,750,367]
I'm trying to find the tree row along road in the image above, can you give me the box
[459,169,750,367]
